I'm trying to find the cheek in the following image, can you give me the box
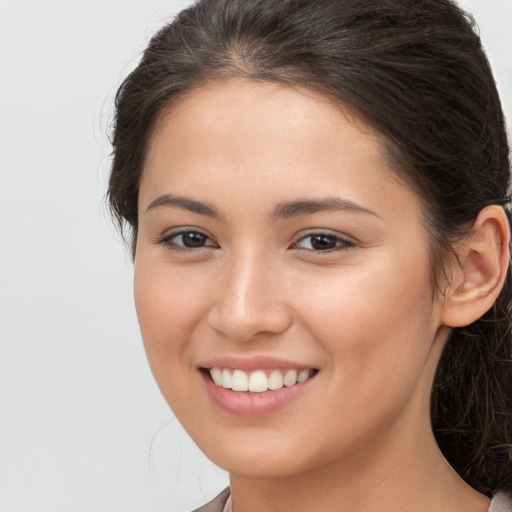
[133,262,212,420]
[133,255,209,373]
[296,249,437,390]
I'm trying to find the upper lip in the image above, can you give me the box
[198,355,317,372]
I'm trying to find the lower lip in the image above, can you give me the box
[199,370,316,417]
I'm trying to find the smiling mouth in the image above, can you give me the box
[201,367,319,393]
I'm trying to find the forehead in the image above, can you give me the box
[148,78,379,154]
[140,78,416,220]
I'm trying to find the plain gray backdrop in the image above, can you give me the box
[0,1,511,511]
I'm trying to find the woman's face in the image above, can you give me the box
[135,78,450,477]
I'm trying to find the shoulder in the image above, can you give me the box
[489,484,512,511]
[190,488,231,512]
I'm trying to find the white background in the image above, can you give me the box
[0,1,511,511]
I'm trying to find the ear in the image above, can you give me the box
[440,205,511,328]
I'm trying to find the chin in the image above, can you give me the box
[212,449,314,479]
[191,426,335,479]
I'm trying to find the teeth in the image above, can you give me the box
[232,369,249,391]
[268,369,284,390]
[283,369,297,387]
[209,367,314,393]
[211,367,223,386]
[221,369,232,389]
[248,370,269,392]
[297,369,310,383]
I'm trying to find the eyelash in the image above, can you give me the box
[154,229,217,252]
[154,229,354,253]
[293,231,355,252]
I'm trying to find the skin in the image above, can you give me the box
[134,78,497,512]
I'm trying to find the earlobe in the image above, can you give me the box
[440,205,510,328]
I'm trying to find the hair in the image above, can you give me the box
[108,0,512,495]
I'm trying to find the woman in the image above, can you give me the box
[108,0,512,510]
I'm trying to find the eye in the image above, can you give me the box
[155,229,217,250]
[294,232,354,251]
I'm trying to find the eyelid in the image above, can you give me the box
[153,226,218,250]
[152,227,354,253]
[291,229,355,251]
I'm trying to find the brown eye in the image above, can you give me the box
[295,232,353,252]
[309,235,338,250]
[178,231,209,248]
[157,229,217,250]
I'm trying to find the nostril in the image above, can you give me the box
[206,303,293,342]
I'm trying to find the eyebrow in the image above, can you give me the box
[271,197,380,219]
[145,194,379,220]
[146,194,220,217]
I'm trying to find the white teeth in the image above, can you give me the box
[221,369,232,389]
[268,369,284,390]
[211,367,223,386]
[209,368,314,392]
[248,370,269,392]
[297,369,309,383]
[232,369,249,391]
[283,369,298,387]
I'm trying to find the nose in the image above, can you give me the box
[206,251,293,342]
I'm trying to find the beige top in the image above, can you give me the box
[221,494,232,512]
[193,487,512,512]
